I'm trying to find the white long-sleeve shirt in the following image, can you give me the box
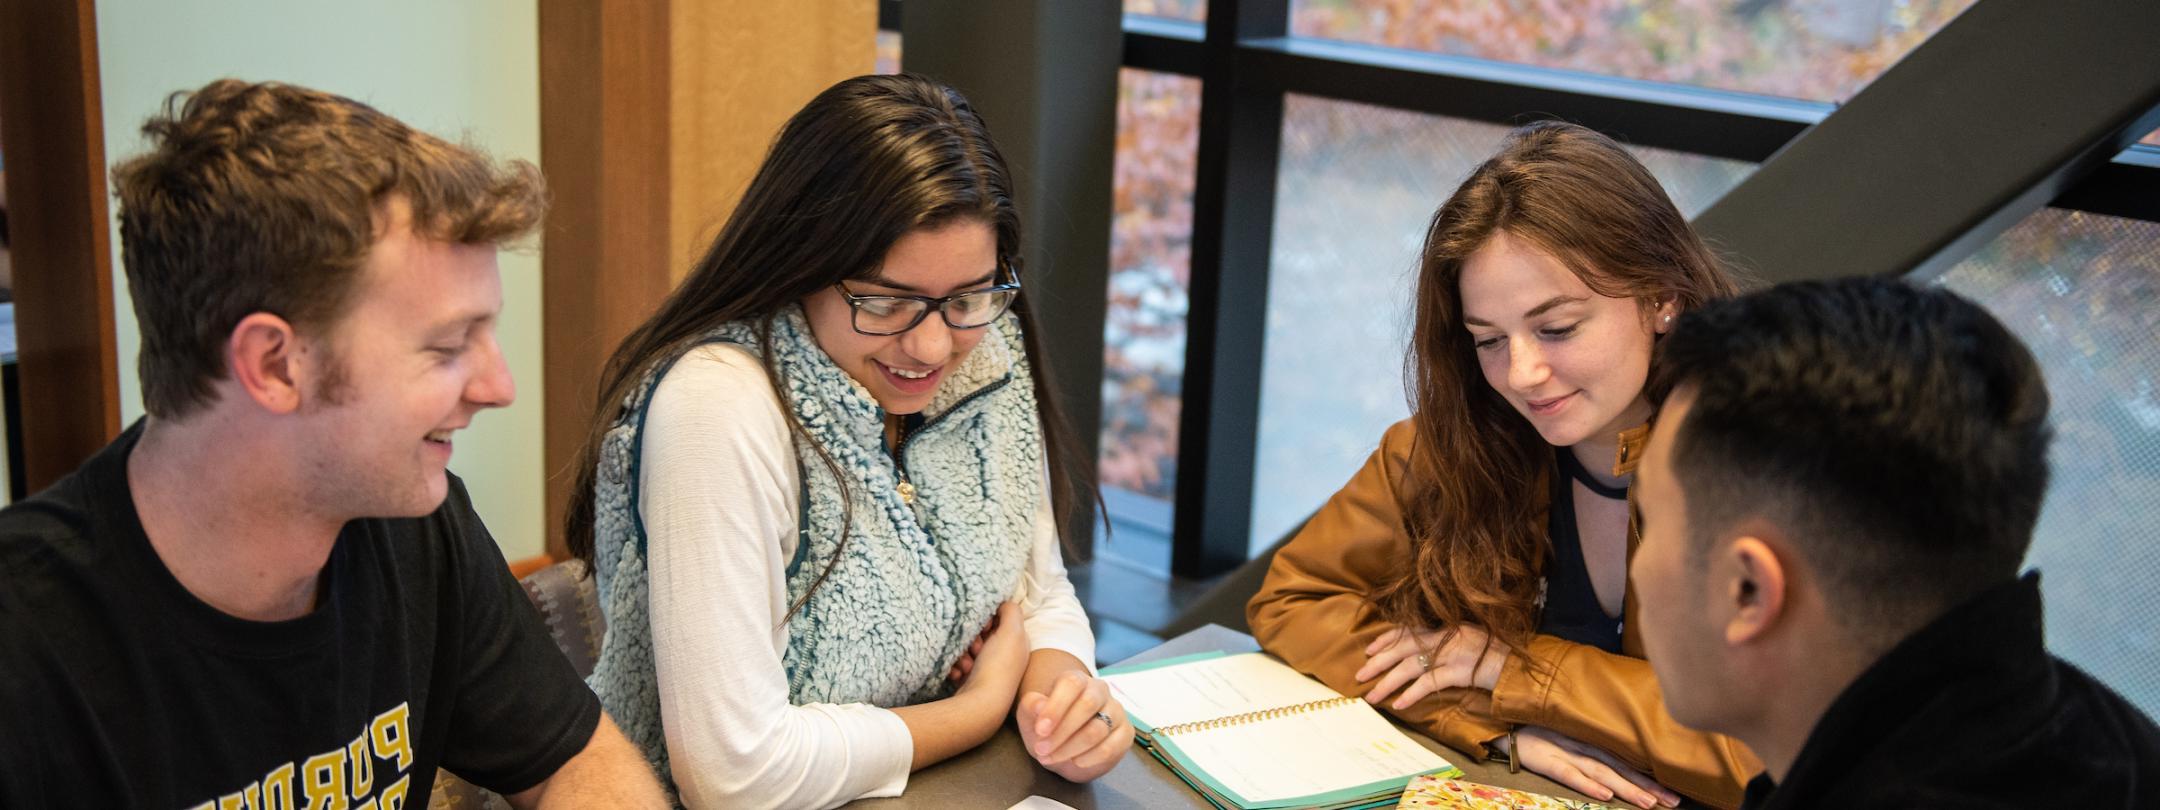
[638,343,1096,810]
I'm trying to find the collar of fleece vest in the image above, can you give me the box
[786,301,1023,451]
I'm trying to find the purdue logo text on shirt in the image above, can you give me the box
[185,702,415,810]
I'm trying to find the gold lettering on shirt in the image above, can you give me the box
[301,746,348,810]
[216,783,260,810]
[184,701,412,810]
[345,731,373,797]
[375,775,409,810]
[369,704,414,773]
[261,763,297,810]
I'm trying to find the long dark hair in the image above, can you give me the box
[1374,121,1739,656]
[564,74,1100,612]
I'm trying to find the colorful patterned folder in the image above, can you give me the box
[1397,774,1613,810]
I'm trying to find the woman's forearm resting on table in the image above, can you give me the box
[892,683,1021,770]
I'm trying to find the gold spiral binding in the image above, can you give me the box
[1154,696,1361,737]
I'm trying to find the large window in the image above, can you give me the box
[886,3,2160,585]
[1100,68,1203,570]
[875,30,900,75]
[1127,0,1206,22]
[1936,208,2160,719]
[1290,0,1976,102]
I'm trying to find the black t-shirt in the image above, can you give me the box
[0,422,601,808]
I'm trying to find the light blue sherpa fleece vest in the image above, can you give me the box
[586,307,1044,784]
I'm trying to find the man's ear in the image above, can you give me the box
[1723,530,1789,647]
[228,312,304,414]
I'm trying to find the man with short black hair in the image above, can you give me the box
[0,79,665,808]
[1629,277,2160,808]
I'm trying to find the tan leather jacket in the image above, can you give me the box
[1246,419,1760,809]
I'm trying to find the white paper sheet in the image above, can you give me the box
[1103,653,1453,805]
[1103,652,1344,728]
[1006,797,1079,810]
[1169,700,1450,803]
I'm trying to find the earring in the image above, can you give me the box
[1662,314,1672,325]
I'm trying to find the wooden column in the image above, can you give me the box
[540,0,873,557]
[0,0,123,494]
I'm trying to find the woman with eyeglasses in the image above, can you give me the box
[564,74,1129,807]
[1249,122,1760,810]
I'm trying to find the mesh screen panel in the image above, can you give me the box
[1937,207,2160,719]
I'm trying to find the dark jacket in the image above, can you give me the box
[1742,573,2160,809]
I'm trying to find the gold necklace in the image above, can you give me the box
[888,414,917,504]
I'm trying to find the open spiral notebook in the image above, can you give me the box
[1101,651,1463,810]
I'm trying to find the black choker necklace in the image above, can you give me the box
[1557,446,1629,500]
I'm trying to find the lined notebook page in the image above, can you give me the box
[1105,652,1344,728]
[1173,701,1450,803]
[1104,652,1454,805]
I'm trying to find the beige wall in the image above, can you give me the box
[95,0,549,558]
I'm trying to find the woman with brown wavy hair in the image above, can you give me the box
[1249,121,1759,809]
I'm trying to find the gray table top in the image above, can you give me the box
[847,624,1606,809]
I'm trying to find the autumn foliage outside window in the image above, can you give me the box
[1125,0,1207,22]
[1101,69,1201,500]
[1292,0,1978,102]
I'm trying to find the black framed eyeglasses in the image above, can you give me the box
[834,265,1021,336]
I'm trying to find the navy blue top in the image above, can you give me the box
[1537,446,1626,653]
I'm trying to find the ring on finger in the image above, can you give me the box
[1095,710,1116,730]
[1415,652,1432,671]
